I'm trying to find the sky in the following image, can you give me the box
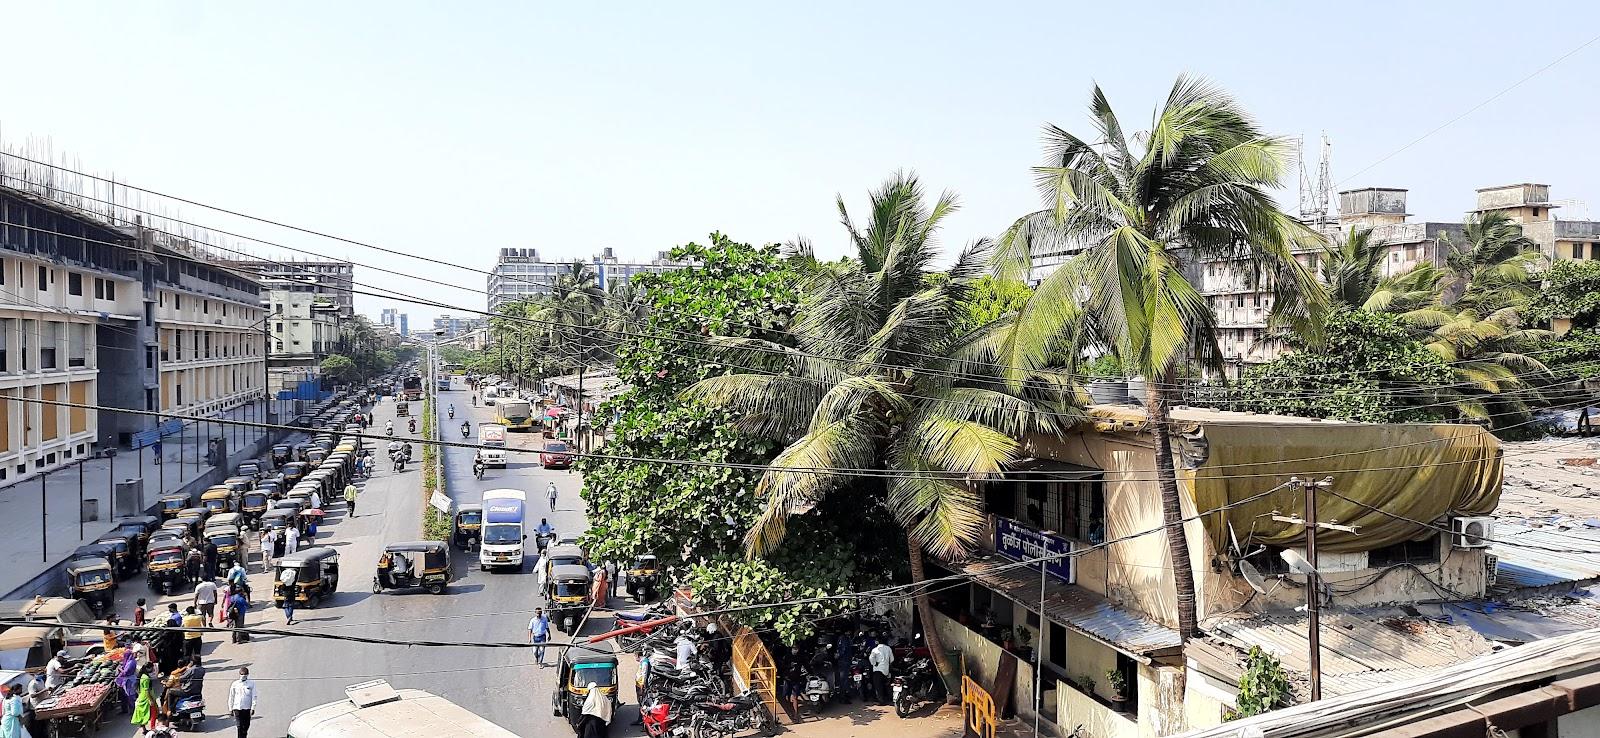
[3,1,1598,326]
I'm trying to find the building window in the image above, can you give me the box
[146,346,155,369]
[67,273,82,296]
[1573,243,1584,260]
[173,294,181,310]
[39,323,57,370]
[0,319,8,372]
[1533,208,1541,218]
[37,266,48,291]
[94,278,104,299]
[1059,478,1106,543]
[1367,534,1440,567]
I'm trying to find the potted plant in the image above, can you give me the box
[1106,668,1128,713]
[1013,627,1034,660]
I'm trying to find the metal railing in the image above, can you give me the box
[729,622,780,720]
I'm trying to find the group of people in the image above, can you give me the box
[774,632,897,714]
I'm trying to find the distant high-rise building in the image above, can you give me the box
[432,314,487,339]
[399,314,409,337]
[487,247,692,311]
[380,308,398,327]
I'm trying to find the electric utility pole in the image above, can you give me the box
[1271,476,1357,702]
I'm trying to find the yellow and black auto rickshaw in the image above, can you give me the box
[145,539,189,595]
[624,555,661,604]
[65,547,118,617]
[223,476,255,495]
[281,461,310,486]
[203,521,244,570]
[91,532,140,578]
[201,486,235,514]
[451,504,483,550]
[372,541,451,595]
[551,646,619,731]
[240,489,271,529]
[271,443,293,467]
[158,493,192,519]
[273,547,340,609]
[547,564,593,634]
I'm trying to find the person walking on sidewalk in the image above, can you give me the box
[229,667,257,738]
[259,529,275,571]
[547,481,558,512]
[344,483,359,517]
[226,589,250,644]
[181,608,204,660]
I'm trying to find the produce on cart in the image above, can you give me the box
[33,682,112,737]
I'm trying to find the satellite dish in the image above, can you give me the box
[1239,560,1269,595]
[1280,549,1320,577]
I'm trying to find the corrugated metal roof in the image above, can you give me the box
[1493,522,1600,591]
[1205,612,1493,698]
[946,555,1183,656]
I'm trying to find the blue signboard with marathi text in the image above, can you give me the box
[994,517,1074,584]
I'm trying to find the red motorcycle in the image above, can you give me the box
[641,697,693,738]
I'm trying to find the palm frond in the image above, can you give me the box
[745,416,880,556]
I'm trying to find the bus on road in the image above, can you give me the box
[496,399,535,431]
[288,680,517,738]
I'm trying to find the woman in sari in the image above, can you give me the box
[115,649,139,715]
[131,663,154,729]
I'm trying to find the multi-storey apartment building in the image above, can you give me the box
[224,259,355,318]
[487,247,690,311]
[0,184,266,482]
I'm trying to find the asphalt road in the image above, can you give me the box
[93,372,598,737]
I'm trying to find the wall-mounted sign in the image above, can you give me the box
[995,517,1074,584]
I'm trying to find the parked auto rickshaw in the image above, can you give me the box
[236,460,265,480]
[281,460,310,486]
[207,512,244,535]
[271,444,292,467]
[240,490,271,529]
[373,541,451,595]
[551,647,619,730]
[223,476,255,495]
[163,515,204,540]
[65,548,118,617]
[91,533,140,578]
[204,525,244,570]
[256,479,284,499]
[273,547,340,609]
[201,487,235,514]
[305,448,328,467]
[451,504,483,550]
[544,544,588,578]
[178,507,212,526]
[292,442,314,462]
[158,493,191,519]
[547,564,593,634]
[625,555,661,604]
[146,540,189,595]
[110,515,161,556]
[270,500,304,530]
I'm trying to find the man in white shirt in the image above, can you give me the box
[868,640,894,705]
[44,650,71,690]
[193,578,220,627]
[309,490,322,511]
[284,526,300,556]
[229,666,258,737]
[675,635,698,674]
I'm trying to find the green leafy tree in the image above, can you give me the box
[686,174,1074,678]
[319,354,357,381]
[1234,646,1291,717]
[1528,259,1600,330]
[578,234,896,641]
[994,78,1323,638]
[955,277,1032,334]
[1204,309,1454,423]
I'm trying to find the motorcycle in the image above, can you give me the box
[473,461,485,480]
[642,696,694,738]
[409,419,417,433]
[892,655,944,718]
[392,453,407,473]
[385,426,394,436]
[461,423,471,439]
[448,408,456,419]
[171,693,206,731]
[690,690,777,738]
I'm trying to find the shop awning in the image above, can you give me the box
[943,554,1183,658]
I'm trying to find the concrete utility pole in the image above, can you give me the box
[1272,476,1356,703]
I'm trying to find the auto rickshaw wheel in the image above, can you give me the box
[372,577,382,594]
[426,582,444,595]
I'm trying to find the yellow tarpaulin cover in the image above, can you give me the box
[1191,420,1502,552]
[1086,406,1503,553]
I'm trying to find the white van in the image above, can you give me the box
[479,488,528,570]
[289,680,517,738]
[478,424,507,467]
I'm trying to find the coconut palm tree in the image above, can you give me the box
[1439,212,1543,313]
[993,77,1324,638]
[684,171,1076,682]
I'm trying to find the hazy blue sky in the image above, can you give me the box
[3,2,1597,325]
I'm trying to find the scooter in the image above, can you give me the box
[448,408,455,419]
[473,461,485,480]
[461,423,471,439]
[801,664,832,715]
[171,693,206,731]
[408,419,417,434]
[892,655,944,718]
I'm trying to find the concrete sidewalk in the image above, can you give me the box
[0,401,281,597]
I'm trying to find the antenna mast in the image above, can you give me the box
[1298,133,1336,228]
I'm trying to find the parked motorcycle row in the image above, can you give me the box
[620,610,776,738]
[765,613,947,720]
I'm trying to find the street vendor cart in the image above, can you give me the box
[33,681,113,738]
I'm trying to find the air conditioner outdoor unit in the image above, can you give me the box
[1454,517,1495,549]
